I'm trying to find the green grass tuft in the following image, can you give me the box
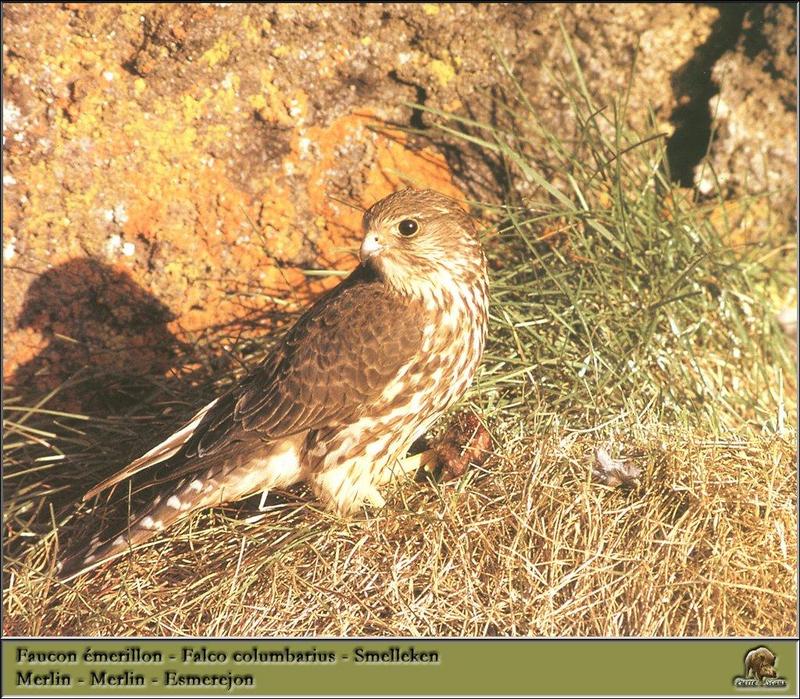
[426,45,796,435]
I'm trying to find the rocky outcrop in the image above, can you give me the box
[3,4,794,393]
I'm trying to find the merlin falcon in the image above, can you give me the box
[58,188,489,580]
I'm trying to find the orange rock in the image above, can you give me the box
[4,82,462,388]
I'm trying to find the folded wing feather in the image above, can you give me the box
[81,398,219,501]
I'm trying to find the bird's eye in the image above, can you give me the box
[397,219,419,237]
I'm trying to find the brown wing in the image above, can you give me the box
[188,266,424,457]
[81,397,221,501]
[83,266,423,501]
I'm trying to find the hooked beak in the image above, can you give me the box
[359,233,383,262]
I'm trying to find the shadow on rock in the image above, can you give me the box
[5,259,205,559]
[3,257,307,572]
[10,258,186,415]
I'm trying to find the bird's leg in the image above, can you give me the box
[360,452,437,509]
[313,441,438,515]
[397,449,437,475]
[361,485,386,509]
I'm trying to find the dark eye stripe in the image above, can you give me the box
[398,219,418,236]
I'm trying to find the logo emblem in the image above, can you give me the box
[733,646,787,688]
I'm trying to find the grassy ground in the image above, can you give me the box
[3,45,796,637]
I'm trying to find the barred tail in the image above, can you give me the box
[56,474,220,582]
[56,434,305,581]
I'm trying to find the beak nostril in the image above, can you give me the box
[360,232,383,260]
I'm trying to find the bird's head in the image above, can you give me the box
[359,188,486,301]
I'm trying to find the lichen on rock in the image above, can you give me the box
[2,3,794,393]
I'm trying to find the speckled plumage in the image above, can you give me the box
[58,188,489,580]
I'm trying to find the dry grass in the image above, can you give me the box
[3,36,797,637]
[4,421,796,637]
